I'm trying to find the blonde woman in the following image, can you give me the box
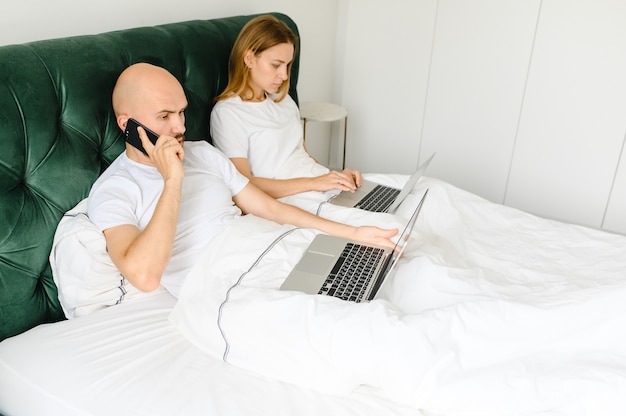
[211,15,362,199]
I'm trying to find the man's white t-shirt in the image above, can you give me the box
[211,94,328,179]
[88,141,249,297]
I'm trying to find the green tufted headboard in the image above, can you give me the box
[0,13,301,341]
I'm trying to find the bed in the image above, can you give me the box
[2,12,626,416]
[3,172,626,415]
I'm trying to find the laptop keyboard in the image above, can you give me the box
[318,242,385,302]
[355,185,400,212]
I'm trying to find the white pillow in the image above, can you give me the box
[50,198,162,318]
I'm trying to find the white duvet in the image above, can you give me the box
[170,175,626,416]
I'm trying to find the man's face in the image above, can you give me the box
[132,81,188,145]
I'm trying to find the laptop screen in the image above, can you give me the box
[367,188,429,299]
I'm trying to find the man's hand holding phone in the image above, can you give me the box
[125,118,184,181]
[124,118,159,155]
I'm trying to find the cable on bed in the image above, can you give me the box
[217,226,302,362]
[315,192,338,216]
[315,200,328,216]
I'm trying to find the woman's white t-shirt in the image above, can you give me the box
[87,141,249,297]
[210,94,328,179]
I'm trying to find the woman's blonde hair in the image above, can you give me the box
[215,15,298,103]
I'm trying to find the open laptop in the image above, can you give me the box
[329,152,435,213]
[280,189,429,302]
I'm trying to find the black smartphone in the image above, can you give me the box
[124,118,160,155]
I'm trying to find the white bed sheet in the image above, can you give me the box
[0,290,420,416]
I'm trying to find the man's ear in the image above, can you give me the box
[117,115,129,131]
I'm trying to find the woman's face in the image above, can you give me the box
[246,42,294,100]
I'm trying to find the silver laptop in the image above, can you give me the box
[329,152,435,213]
[280,189,429,302]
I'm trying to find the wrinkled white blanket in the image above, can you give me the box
[170,176,626,415]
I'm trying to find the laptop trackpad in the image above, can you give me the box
[280,251,336,294]
[295,251,336,274]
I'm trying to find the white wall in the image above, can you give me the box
[505,0,626,230]
[338,0,626,235]
[339,0,438,175]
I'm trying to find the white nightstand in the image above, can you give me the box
[299,101,348,169]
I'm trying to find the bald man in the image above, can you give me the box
[87,63,397,297]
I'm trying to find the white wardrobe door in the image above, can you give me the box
[420,0,540,202]
[340,0,438,174]
[505,0,626,228]
[603,143,626,235]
